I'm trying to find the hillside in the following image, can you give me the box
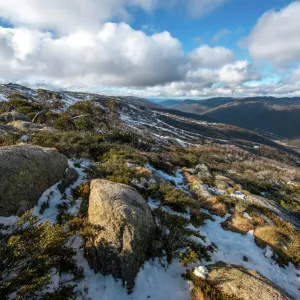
[165,97,300,139]
[0,84,300,300]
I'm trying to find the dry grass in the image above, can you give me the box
[184,172,202,185]
[254,225,300,266]
[200,196,227,217]
[135,166,152,177]
[191,287,205,300]
[222,214,254,234]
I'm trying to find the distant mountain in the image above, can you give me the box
[162,97,300,139]
[152,99,183,107]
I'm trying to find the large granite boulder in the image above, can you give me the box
[85,179,156,290]
[0,112,30,123]
[0,145,68,216]
[206,264,293,300]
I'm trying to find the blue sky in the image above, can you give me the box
[0,0,299,98]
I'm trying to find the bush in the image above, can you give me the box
[92,156,136,186]
[0,212,83,299]
[152,209,211,264]
[148,182,193,212]
[31,131,104,158]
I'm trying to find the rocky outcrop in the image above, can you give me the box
[207,264,294,300]
[0,145,68,216]
[245,195,300,230]
[0,112,30,123]
[7,120,57,133]
[85,179,156,290]
[195,163,212,179]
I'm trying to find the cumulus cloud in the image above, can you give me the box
[246,1,300,67]
[0,0,228,34]
[142,60,259,97]
[0,24,185,87]
[188,45,235,68]
[1,0,299,98]
[0,0,156,34]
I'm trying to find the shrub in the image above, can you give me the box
[149,183,193,212]
[0,212,83,299]
[55,113,76,131]
[92,157,136,186]
[0,133,21,146]
[31,131,104,158]
[152,209,211,264]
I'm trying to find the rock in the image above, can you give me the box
[195,163,212,178]
[0,145,68,216]
[7,120,57,133]
[85,179,156,290]
[0,124,18,134]
[0,112,30,123]
[57,167,79,194]
[207,264,293,300]
[245,195,300,230]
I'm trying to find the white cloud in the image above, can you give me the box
[186,0,228,18]
[0,24,184,87]
[0,0,228,35]
[188,45,235,68]
[212,28,232,43]
[246,1,300,67]
[0,0,156,34]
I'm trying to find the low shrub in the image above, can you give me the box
[0,212,83,299]
[152,209,211,264]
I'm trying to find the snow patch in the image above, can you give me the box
[193,266,208,279]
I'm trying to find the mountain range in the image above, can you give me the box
[154,97,300,139]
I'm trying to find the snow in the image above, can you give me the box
[199,214,300,299]
[1,157,299,299]
[0,93,7,101]
[243,212,252,220]
[204,185,225,195]
[145,163,185,187]
[33,160,89,223]
[264,246,274,259]
[231,191,246,199]
[0,215,18,226]
[74,235,190,300]
[193,266,208,279]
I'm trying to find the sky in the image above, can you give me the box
[0,0,300,99]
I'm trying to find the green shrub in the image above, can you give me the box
[0,212,83,299]
[152,209,211,264]
[31,131,104,158]
[149,183,193,212]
